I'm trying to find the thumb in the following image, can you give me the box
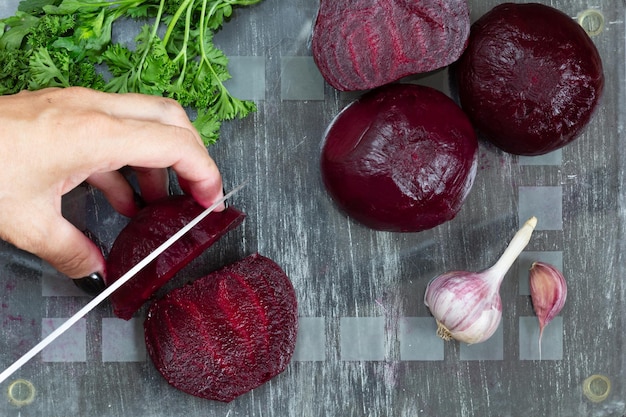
[35,217,106,279]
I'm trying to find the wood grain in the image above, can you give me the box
[0,0,624,416]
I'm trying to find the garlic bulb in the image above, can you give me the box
[424,217,537,344]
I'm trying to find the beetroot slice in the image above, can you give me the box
[105,195,246,320]
[144,253,298,402]
[311,0,470,91]
[321,83,478,232]
[216,253,298,374]
[455,3,604,155]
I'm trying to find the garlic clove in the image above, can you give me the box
[424,217,537,344]
[529,261,567,357]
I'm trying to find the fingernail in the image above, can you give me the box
[74,272,106,296]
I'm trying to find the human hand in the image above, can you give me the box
[0,87,224,280]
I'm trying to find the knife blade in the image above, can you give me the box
[0,181,247,385]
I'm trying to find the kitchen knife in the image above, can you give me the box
[0,181,247,385]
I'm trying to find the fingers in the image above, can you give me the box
[41,220,105,279]
[133,167,170,203]
[49,88,224,208]
[35,88,225,210]
[169,149,224,209]
[87,171,138,217]
[86,117,223,208]
[0,88,226,282]
[88,167,171,216]
[2,209,106,279]
[56,88,204,147]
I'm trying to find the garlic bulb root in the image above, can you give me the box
[435,320,453,341]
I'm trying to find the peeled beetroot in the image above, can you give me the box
[455,3,604,156]
[105,195,245,320]
[144,253,298,402]
[311,0,470,91]
[321,83,478,232]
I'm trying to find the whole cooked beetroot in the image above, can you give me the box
[144,253,298,402]
[455,3,604,156]
[105,195,245,320]
[311,0,470,91]
[321,83,478,232]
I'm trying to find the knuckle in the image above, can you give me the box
[62,86,89,96]
[48,86,91,102]
[167,123,200,147]
[154,96,181,115]
[158,97,195,126]
[159,96,184,112]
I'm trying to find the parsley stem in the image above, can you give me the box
[135,0,166,80]
[68,0,147,9]
[162,0,195,47]
[172,0,195,88]
[199,0,228,96]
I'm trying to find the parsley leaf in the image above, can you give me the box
[29,47,70,87]
[0,0,261,145]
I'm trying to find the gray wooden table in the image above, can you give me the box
[0,0,624,416]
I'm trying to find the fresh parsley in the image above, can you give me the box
[0,0,262,145]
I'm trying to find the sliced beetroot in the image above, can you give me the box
[321,83,478,232]
[217,253,298,373]
[311,0,470,91]
[455,3,604,156]
[144,253,298,402]
[105,195,246,320]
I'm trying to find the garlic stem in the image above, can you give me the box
[484,217,537,282]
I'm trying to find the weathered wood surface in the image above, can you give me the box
[0,0,624,416]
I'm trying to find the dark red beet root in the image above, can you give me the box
[321,83,478,232]
[105,195,246,320]
[455,3,604,156]
[311,0,470,91]
[144,253,298,402]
